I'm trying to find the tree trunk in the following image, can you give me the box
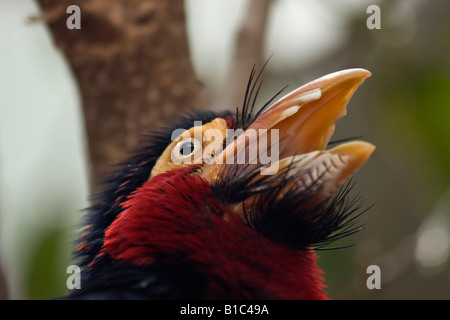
[36,0,207,189]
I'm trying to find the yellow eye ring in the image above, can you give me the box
[171,137,202,163]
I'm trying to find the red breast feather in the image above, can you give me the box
[103,167,328,299]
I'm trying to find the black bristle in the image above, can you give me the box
[212,155,368,251]
[236,56,287,130]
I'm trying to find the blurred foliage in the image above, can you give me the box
[374,67,450,193]
[23,226,72,300]
[313,1,450,299]
[318,242,357,298]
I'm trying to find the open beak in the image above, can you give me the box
[204,68,375,202]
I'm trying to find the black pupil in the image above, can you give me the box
[180,142,195,156]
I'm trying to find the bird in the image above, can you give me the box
[64,67,375,300]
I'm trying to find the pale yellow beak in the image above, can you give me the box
[203,69,375,202]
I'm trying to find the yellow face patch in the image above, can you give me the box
[150,118,228,179]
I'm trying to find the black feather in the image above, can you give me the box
[211,154,368,251]
[236,57,287,130]
[63,254,207,300]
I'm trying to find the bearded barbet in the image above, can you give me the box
[63,68,374,300]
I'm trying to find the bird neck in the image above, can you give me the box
[101,167,328,299]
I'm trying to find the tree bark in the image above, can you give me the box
[36,0,207,189]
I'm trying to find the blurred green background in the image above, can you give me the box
[1,0,450,299]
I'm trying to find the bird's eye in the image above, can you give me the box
[172,137,202,163]
[179,141,195,156]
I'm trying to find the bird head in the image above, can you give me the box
[73,68,374,299]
